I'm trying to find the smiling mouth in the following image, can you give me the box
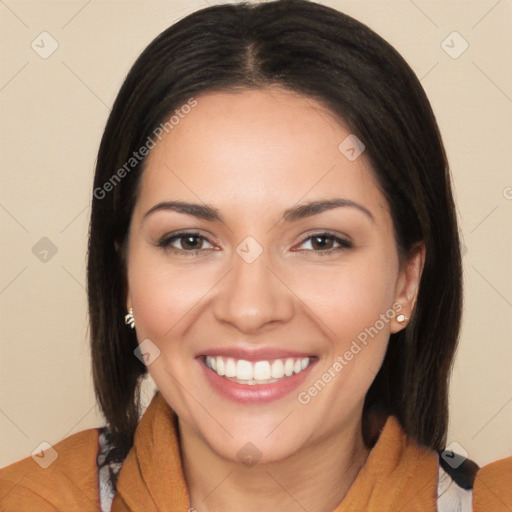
[202,355,317,385]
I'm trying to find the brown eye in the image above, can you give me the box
[297,233,352,255]
[157,231,214,254]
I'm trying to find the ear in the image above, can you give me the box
[390,242,425,334]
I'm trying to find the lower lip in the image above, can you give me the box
[198,357,316,404]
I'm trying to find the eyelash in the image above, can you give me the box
[156,231,353,256]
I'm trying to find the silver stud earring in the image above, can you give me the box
[124,308,135,329]
[396,314,407,325]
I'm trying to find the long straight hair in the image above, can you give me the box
[88,0,462,480]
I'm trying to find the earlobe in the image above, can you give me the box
[391,242,426,333]
[124,307,136,329]
[124,294,135,328]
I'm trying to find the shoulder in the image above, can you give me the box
[473,456,512,512]
[0,428,101,512]
[437,451,512,512]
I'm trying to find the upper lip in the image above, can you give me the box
[198,347,316,362]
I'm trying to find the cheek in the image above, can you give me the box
[294,259,397,410]
[290,252,398,344]
[127,247,209,345]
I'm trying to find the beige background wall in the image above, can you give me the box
[0,0,510,468]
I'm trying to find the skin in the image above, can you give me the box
[124,87,425,512]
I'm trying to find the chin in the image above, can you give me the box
[207,434,303,467]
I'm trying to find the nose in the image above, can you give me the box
[212,248,295,334]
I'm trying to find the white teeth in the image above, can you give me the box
[253,361,271,380]
[284,358,294,376]
[205,355,312,384]
[216,357,225,376]
[225,357,237,378]
[236,359,253,380]
[271,359,284,378]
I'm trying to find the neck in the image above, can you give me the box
[179,416,371,512]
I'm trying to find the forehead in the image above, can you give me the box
[135,88,389,223]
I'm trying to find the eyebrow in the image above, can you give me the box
[143,198,375,224]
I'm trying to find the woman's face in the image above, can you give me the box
[125,88,422,464]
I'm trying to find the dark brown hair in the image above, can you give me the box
[87,0,462,482]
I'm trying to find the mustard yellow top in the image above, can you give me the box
[1,391,511,511]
